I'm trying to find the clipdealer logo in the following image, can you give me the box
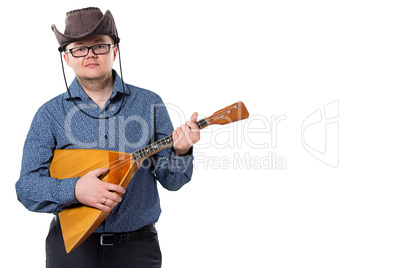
[193,100,340,170]
[194,151,287,170]
[62,100,339,170]
[301,100,339,168]
[194,114,288,170]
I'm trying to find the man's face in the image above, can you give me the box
[64,35,117,82]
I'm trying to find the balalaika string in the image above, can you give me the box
[95,108,240,174]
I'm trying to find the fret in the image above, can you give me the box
[196,118,209,129]
[156,140,161,149]
[136,150,143,161]
[132,152,140,161]
[162,137,168,146]
[145,146,151,155]
[164,135,173,144]
[131,135,173,161]
[131,118,205,161]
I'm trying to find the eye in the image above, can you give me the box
[73,47,85,53]
[95,45,106,50]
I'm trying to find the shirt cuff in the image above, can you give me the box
[53,177,80,211]
[169,148,194,172]
[172,146,194,157]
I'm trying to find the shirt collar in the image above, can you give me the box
[65,69,131,100]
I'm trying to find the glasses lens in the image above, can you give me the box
[93,44,110,54]
[71,47,88,57]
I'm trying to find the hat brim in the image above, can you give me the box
[51,10,119,52]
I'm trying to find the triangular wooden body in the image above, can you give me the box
[49,149,138,253]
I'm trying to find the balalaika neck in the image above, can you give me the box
[131,118,209,162]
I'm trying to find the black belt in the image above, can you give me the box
[87,224,156,246]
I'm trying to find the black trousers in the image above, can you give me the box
[46,218,162,268]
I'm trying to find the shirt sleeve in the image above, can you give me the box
[15,106,79,213]
[151,97,194,191]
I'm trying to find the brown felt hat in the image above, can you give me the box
[51,7,120,52]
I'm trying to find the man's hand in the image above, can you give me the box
[74,167,126,212]
[172,112,200,156]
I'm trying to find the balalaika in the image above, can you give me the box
[49,102,249,253]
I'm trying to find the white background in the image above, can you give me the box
[2,0,402,267]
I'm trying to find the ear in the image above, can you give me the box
[113,45,118,61]
[63,53,71,67]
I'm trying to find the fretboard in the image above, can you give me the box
[131,118,209,161]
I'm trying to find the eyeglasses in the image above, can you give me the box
[65,44,115,58]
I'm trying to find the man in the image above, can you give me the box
[16,7,199,267]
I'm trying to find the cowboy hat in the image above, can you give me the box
[51,7,120,52]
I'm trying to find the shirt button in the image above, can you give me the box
[107,104,115,111]
[105,135,108,139]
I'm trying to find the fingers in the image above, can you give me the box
[96,182,125,212]
[99,192,121,212]
[93,190,122,212]
[173,112,200,143]
[103,181,125,195]
[172,112,201,155]
[172,126,186,146]
[75,167,126,212]
[84,184,124,212]
[190,112,198,123]
[103,189,123,203]
[92,167,109,177]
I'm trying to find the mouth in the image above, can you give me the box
[85,63,100,68]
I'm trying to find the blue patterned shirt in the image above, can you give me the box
[16,70,193,233]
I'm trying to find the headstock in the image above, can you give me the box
[207,102,249,126]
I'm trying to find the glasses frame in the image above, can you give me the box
[65,44,116,58]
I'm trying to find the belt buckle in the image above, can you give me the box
[100,234,114,246]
